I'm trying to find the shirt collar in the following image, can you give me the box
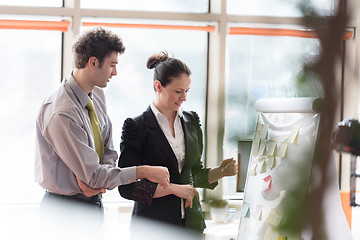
[66,73,92,108]
[150,102,183,120]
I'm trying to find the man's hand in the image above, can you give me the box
[219,158,238,177]
[76,177,106,197]
[137,166,170,189]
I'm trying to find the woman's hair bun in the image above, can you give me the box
[146,51,170,69]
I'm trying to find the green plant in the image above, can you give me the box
[209,199,228,208]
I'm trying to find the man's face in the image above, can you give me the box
[93,51,118,88]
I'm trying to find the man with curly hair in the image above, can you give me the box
[35,27,169,239]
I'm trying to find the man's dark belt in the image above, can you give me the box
[47,191,102,203]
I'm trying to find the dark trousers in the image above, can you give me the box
[39,191,104,240]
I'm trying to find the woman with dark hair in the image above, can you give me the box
[118,51,237,235]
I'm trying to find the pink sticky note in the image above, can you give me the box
[262,175,272,192]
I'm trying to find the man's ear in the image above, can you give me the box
[88,57,98,69]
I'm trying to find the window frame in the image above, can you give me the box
[0,0,358,203]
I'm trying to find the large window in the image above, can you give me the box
[223,33,322,197]
[227,0,334,16]
[0,28,62,203]
[222,1,336,198]
[0,0,355,205]
[81,0,208,13]
[0,0,62,7]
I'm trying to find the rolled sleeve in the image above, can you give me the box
[193,168,218,190]
[119,166,137,185]
[132,180,158,206]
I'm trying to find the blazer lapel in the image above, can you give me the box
[180,112,197,173]
[144,107,179,172]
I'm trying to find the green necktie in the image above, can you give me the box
[86,98,104,163]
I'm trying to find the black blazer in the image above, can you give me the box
[118,107,217,232]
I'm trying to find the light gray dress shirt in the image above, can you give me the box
[34,73,136,195]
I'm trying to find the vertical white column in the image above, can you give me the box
[206,0,227,199]
[62,0,80,78]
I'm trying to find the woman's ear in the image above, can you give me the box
[154,80,162,93]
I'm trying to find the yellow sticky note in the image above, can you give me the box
[287,128,299,144]
[255,162,261,175]
[264,226,279,240]
[248,161,257,176]
[256,160,266,175]
[256,155,267,163]
[256,122,263,132]
[266,140,277,156]
[254,204,263,221]
[266,156,275,170]
[260,162,266,174]
[251,139,260,156]
[254,130,261,139]
[239,218,248,234]
[260,124,269,139]
[277,143,288,158]
[266,208,283,227]
[258,140,266,156]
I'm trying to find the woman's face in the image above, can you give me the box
[156,73,191,112]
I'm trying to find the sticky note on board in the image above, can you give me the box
[265,156,275,170]
[239,218,248,234]
[262,175,272,192]
[266,140,277,156]
[256,161,266,175]
[256,155,267,163]
[248,161,257,176]
[256,122,263,131]
[277,143,288,158]
[251,139,260,156]
[260,124,269,139]
[278,236,288,240]
[260,162,267,174]
[264,226,279,240]
[274,157,282,168]
[287,128,299,144]
[254,130,261,139]
[266,208,283,227]
[258,140,266,155]
[254,204,263,221]
[241,202,250,218]
[262,174,272,199]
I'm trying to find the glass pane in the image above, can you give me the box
[223,34,321,197]
[81,22,208,201]
[81,0,208,13]
[0,0,62,7]
[0,29,62,203]
[227,0,334,17]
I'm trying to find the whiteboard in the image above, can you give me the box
[237,98,320,240]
